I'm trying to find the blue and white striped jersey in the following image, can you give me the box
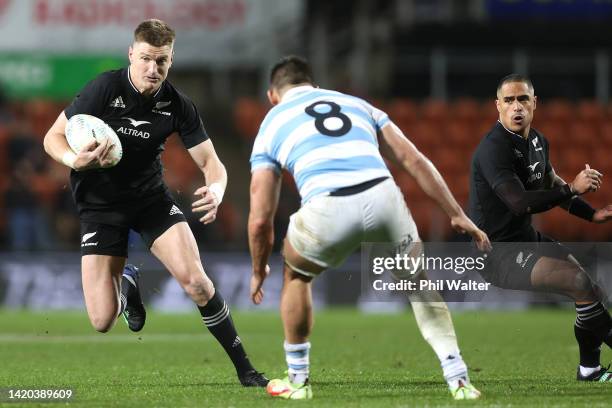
[250,86,392,204]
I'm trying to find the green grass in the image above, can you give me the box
[0,309,610,407]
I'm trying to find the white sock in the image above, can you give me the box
[441,352,469,388]
[408,291,461,361]
[580,365,601,377]
[408,290,470,387]
[284,341,310,385]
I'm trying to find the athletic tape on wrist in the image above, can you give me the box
[208,183,225,204]
[61,151,77,169]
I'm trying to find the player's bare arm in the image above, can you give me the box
[43,112,116,171]
[378,122,491,251]
[248,168,281,304]
[188,139,228,224]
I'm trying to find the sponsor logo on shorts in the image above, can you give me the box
[81,231,98,247]
[515,251,533,268]
[169,205,183,216]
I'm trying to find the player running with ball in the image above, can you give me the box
[43,18,268,387]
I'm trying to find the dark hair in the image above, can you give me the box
[134,19,175,47]
[497,73,534,96]
[269,56,314,90]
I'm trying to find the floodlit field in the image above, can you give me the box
[0,309,610,407]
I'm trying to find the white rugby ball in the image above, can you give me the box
[65,114,123,167]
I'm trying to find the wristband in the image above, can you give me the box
[61,151,77,169]
[567,197,596,222]
[208,183,225,204]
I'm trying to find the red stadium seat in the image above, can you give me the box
[234,97,268,141]
[420,99,448,122]
[540,99,572,125]
[451,98,480,121]
[577,100,605,124]
[386,98,418,125]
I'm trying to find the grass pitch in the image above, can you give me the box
[0,308,610,407]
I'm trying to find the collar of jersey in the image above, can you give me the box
[281,85,315,103]
[497,120,531,142]
[126,67,164,99]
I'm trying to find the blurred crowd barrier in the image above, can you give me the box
[1,96,612,252]
[4,249,608,311]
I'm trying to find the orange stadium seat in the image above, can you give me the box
[451,98,480,121]
[406,121,443,154]
[420,99,448,122]
[540,99,572,125]
[386,98,418,125]
[577,100,605,124]
[443,119,479,150]
[600,120,612,147]
[234,97,268,140]
[479,101,499,124]
[567,121,600,147]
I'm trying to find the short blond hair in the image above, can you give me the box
[134,19,175,47]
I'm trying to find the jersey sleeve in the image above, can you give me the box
[250,115,281,174]
[476,138,520,189]
[176,97,209,149]
[64,74,111,119]
[371,105,390,131]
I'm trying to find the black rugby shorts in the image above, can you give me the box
[480,233,573,290]
[79,193,187,257]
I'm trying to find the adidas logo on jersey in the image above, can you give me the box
[169,205,183,216]
[110,96,126,108]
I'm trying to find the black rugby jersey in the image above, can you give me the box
[469,121,552,241]
[64,68,208,212]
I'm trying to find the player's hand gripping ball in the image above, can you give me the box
[65,114,123,167]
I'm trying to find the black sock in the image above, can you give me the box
[575,302,612,341]
[574,324,602,368]
[198,291,254,374]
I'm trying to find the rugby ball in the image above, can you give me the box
[65,114,123,167]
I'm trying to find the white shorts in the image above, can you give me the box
[287,178,420,277]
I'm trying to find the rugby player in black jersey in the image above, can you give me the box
[470,74,612,382]
[43,19,267,387]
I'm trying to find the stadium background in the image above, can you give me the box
[1,0,612,309]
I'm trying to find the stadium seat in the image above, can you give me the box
[567,121,600,147]
[479,101,499,124]
[420,99,449,122]
[600,120,612,147]
[577,100,605,124]
[451,98,480,121]
[234,97,268,141]
[540,99,572,125]
[386,98,418,124]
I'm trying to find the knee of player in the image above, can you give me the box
[572,271,595,294]
[90,315,115,333]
